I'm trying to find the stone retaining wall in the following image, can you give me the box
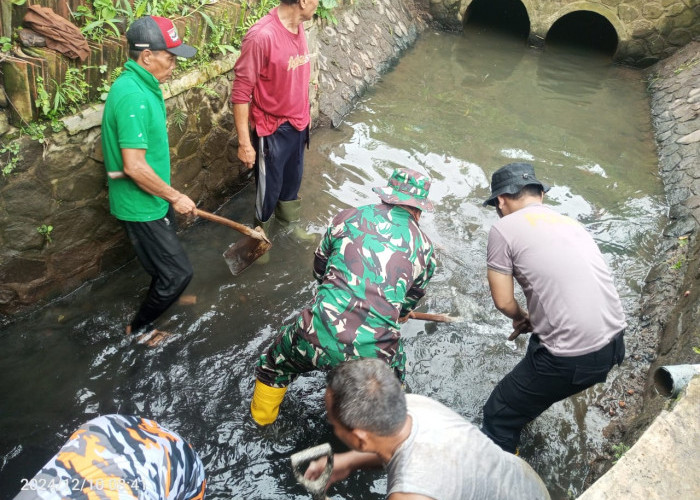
[629,40,700,436]
[579,40,700,496]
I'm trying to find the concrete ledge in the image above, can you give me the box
[578,376,700,499]
[60,50,240,136]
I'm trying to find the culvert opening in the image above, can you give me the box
[464,0,530,40]
[546,11,618,56]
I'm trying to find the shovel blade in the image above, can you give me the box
[222,236,271,275]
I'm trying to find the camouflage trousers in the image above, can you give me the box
[256,319,406,388]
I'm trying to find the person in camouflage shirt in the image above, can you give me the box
[250,168,437,426]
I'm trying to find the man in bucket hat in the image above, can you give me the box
[102,16,197,341]
[249,168,437,425]
[481,162,626,454]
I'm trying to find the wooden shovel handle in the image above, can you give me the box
[408,311,457,323]
[196,209,268,242]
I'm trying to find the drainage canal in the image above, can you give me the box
[0,26,664,500]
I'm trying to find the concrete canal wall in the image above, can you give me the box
[578,376,700,499]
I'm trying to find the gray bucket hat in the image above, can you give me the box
[483,162,550,207]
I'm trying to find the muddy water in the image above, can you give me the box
[0,29,663,499]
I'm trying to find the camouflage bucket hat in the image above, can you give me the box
[372,168,434,212]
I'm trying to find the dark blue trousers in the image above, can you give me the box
[123,206,193,333]
[253,122,309,222]
[482,331,625,453]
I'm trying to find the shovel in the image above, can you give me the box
[195,209,271,275]
[290,443,334,500]
[106,171,271,275]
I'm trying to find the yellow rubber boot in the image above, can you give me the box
[250,379,287,426]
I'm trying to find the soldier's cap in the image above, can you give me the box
[373,168,433,212]
[126,16,196,58]
[483,162,550,207]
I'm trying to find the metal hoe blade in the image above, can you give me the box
[290,443,333,500]
[222,235,272,275]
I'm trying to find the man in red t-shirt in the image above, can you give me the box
[231,0,318,231]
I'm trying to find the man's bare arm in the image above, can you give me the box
[487,268,531,340]
[121,148,195,216]
[233,102,256,169]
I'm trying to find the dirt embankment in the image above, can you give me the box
[586,41,700,485]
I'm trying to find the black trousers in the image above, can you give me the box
[482,331,625,453]
[253,122,309,222]
[123,206,193,333]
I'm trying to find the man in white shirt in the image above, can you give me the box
[304,358,550,499]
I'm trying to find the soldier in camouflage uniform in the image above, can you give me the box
[15,415,206,500]
[250,168,437,426]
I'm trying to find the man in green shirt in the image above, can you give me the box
[102,16,197,338]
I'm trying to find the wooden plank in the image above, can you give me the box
[2,56,39,125]
[85,41,104,101]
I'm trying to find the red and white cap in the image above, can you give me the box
[126,15,197,58]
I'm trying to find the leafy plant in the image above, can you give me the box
[670,258,684,270]
[97,64,123,101]
[235,0,279,48]
[204,19,236,57]
[22,122,47,143]
[195,83,218,98]
[37,224,54,244]
[316,0,339,25]
[171,107,187,130]
[36,67,91,120]
[0,141,21,176]
[0,36,12,53]
[611,442,629,464]
[124,0,216,24]
[35,76,52,117]
[71,0,122,42]
[674,57,698,75]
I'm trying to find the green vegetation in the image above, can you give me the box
[235,0,279,46]
[35,67,91,120]
[674,57,698,75]
[71,0,218,42]
[37,224,54,244]
[5,0,339,132]
[72,0,122,41]
[171,107,187,130]
[195,82,219,98]
[611,442,629,464]
[0,141,21,176]
[21,122,47,143]
[316,0,339,25]
[0,36,12,53]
